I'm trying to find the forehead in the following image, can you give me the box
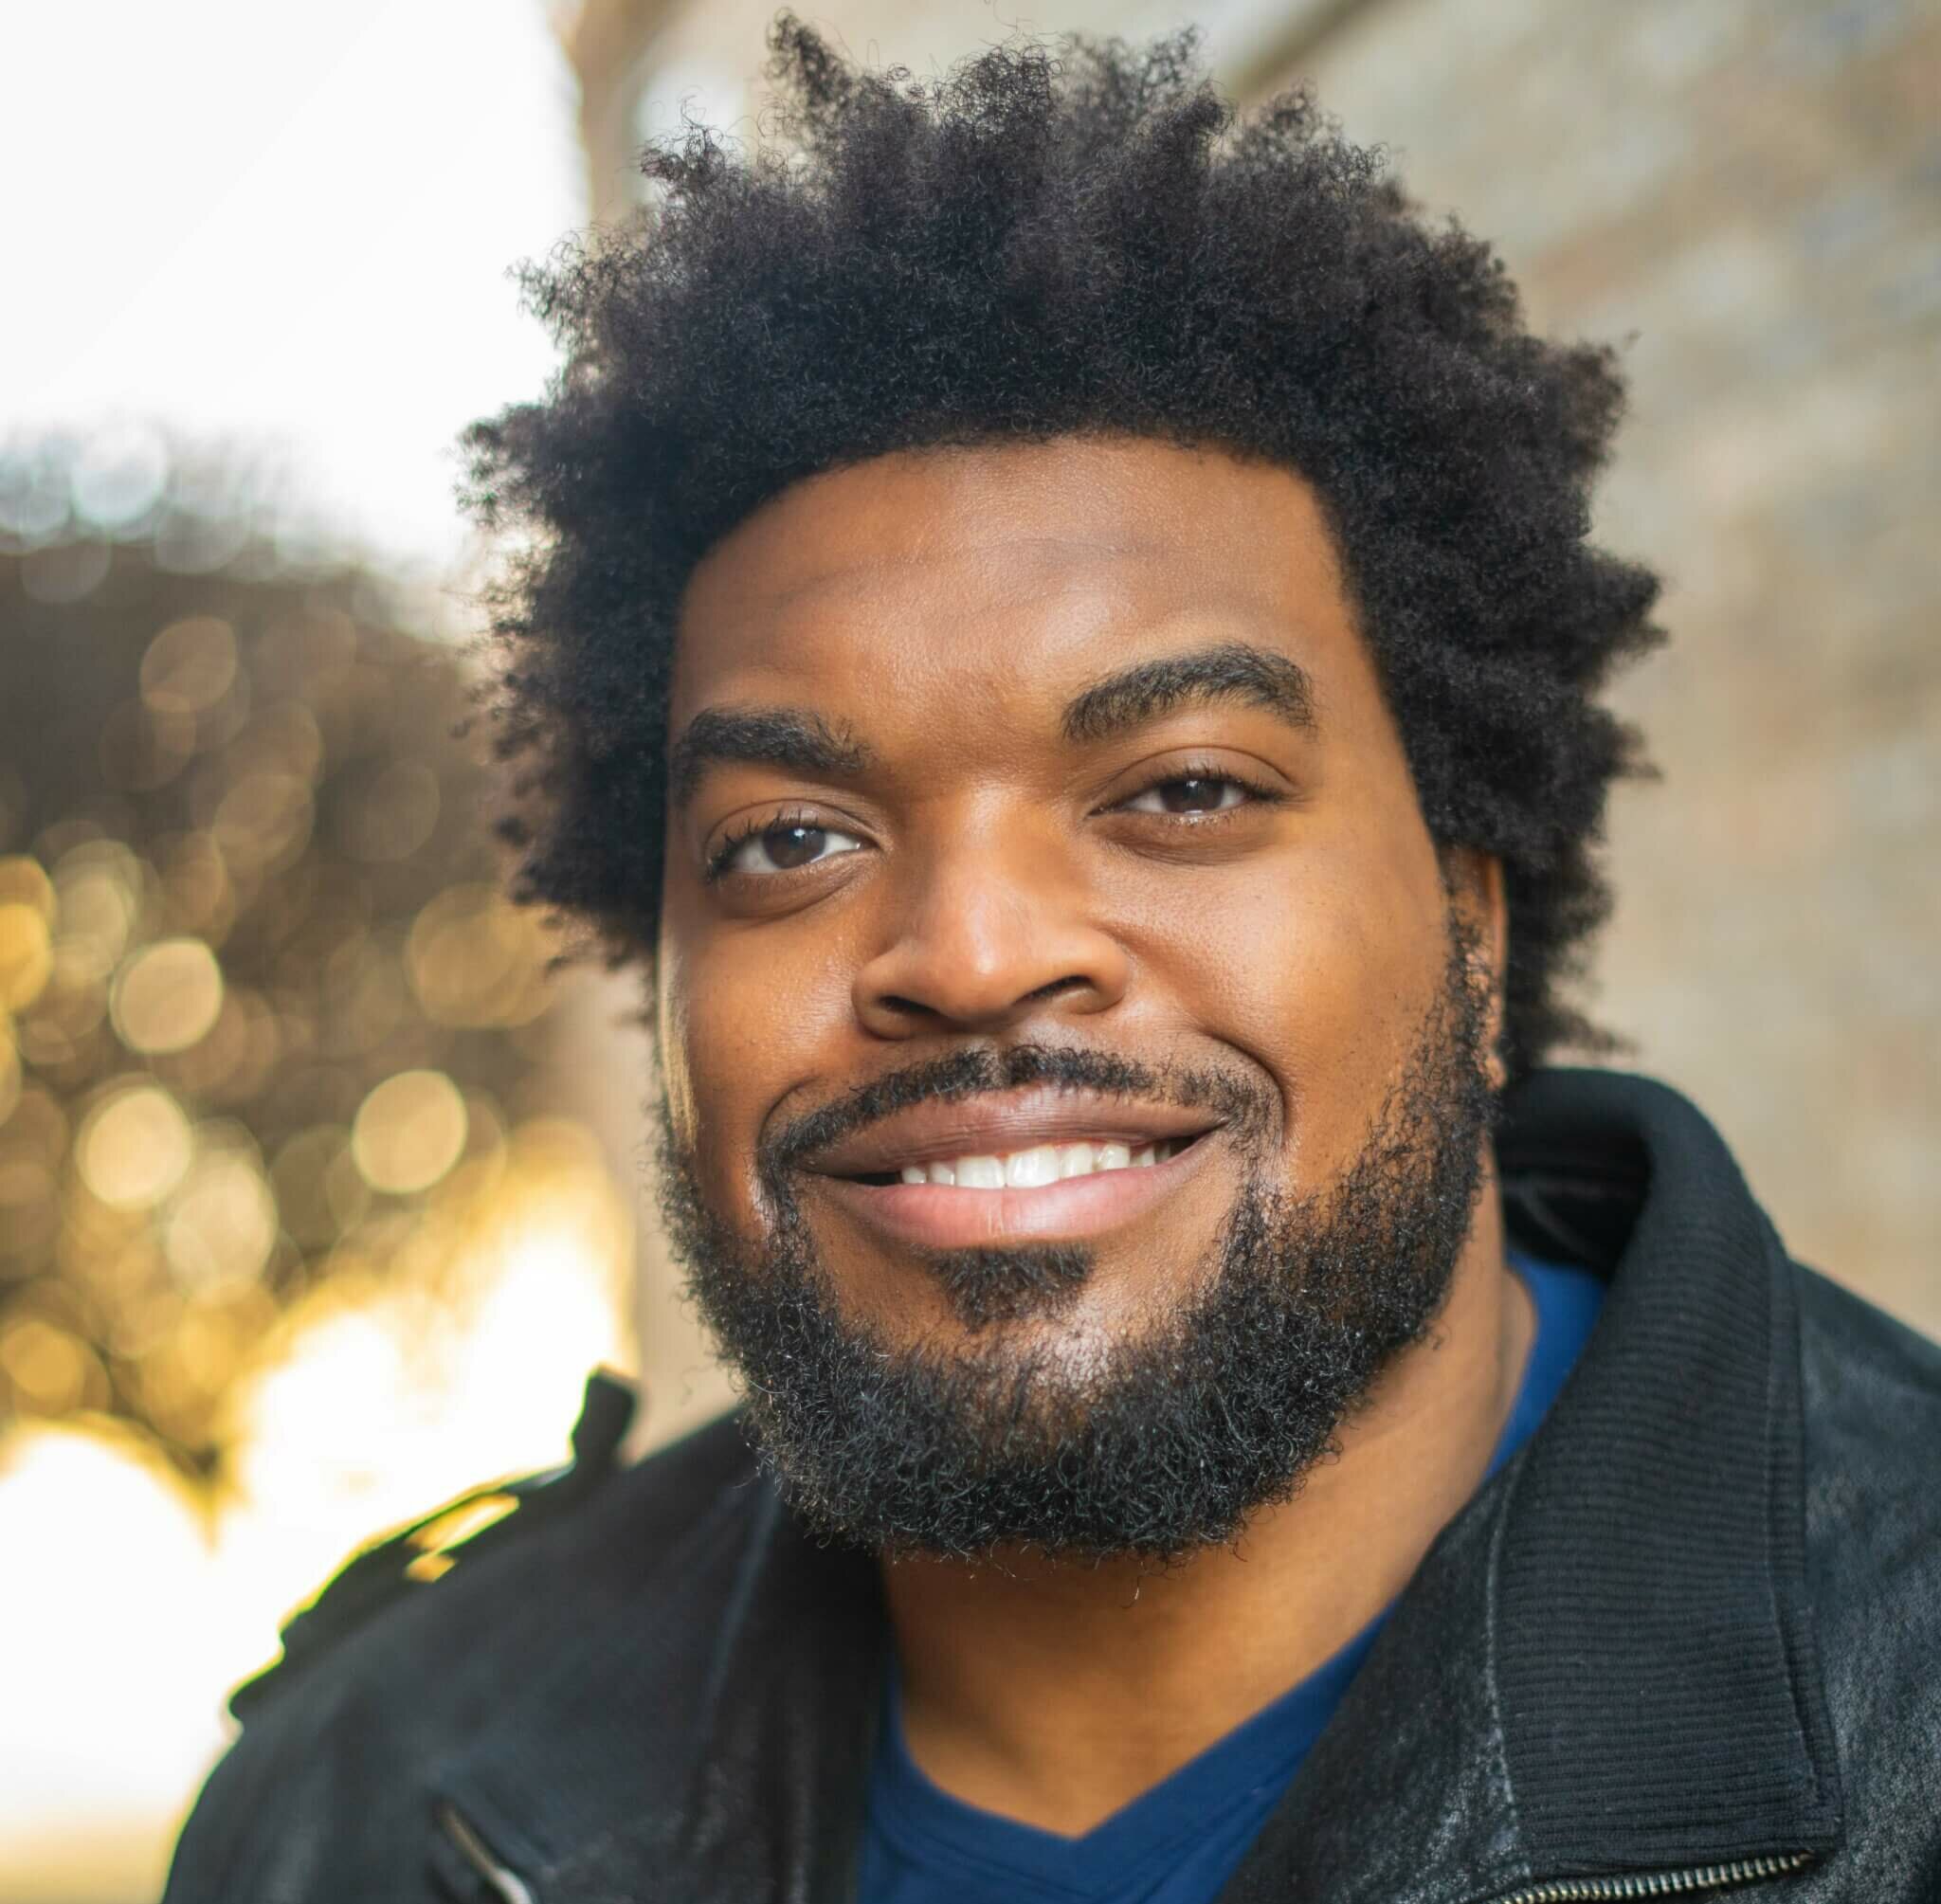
[672,436,1359,711]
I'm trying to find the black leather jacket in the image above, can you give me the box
[163,1071,1941,1902]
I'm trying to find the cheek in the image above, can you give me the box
[1129,796,1447,1188]
[659,900,860,1204]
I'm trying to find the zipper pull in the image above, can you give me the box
[437,1803,538,1904]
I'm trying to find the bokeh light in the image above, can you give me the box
[77,1084,194,1211]
[4,0,600,1856]
[0,438,639,1900]
[0,854,58,919]
[407,882,555,1027]
[0,448,595,1450]
[163,1129,279,1295]
[353,1069,468,1195]
[0,898,53,1011]
[112,937,225,1053]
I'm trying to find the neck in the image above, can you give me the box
[878,1163,1531,1836]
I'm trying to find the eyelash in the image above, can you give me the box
[701,767,1281,883]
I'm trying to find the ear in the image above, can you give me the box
[1443,847,1509,1092]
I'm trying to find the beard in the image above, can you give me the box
[656,916,1497,1564]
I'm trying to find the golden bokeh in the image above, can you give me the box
[111,938,225,1055]
[155,985,278,1103]
[0,1316,102,1414]
[272,1122,373,1249]
[407,882,553,1027]
[19,935,112,1099]
[162,1133,278,1295]
[1,474,640,1899]
[0,855,57,923]
[139,615,238,716]
[352,1069,468,1194]
[0,900,53,1011]
[53,842,147,980]
[211,771,314,878]
[76,1084,193,1211]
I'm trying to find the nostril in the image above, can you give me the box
[1021,974,1095,1006]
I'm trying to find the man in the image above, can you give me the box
[165,21,1940,1903]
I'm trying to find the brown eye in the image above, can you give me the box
[765,825,829,868]
[1123,775,1250,816]
[716,821,864,878]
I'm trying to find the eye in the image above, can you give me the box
[711,819,866,879]
[1118,773,1257,816]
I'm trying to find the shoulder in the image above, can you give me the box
[163,1389,761,1901]
[1795,1263,1941,1499]
[1790,1266,1941,1897]
[1793,1263,1941,1644]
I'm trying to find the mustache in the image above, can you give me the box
[760,1042,1274,1180]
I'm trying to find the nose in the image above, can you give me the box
[852,819,1129,1039]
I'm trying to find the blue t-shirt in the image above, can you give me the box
[857,1250,1605,1904]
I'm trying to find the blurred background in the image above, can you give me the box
[1,1,1934,1897]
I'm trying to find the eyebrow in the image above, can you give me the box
[668,706,874,809]
[670,641,1315,807]
[1061,642,1317,744]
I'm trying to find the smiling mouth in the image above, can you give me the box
[811,1128,1221,1250]
[844,1133,1200,1188]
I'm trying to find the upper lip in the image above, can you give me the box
[800,1087,1224,1178]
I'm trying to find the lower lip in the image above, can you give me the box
[811,1136,1220,1249]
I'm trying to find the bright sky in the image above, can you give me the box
[0,0,586,573]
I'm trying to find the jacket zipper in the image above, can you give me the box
[437,1803,537,1904]
[1488,1850,1816,1902]
[432,1802,1816,1904]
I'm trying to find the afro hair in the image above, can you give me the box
[463,15,1662,1079]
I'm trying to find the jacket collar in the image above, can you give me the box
[429,1070,1843,1902]
[1235,1069,1843,1900]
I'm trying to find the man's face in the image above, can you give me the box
[655,435,1502,1557]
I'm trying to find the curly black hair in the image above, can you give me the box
[463,15,1661,1079]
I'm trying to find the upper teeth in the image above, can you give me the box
[898,1139,1178,1188]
